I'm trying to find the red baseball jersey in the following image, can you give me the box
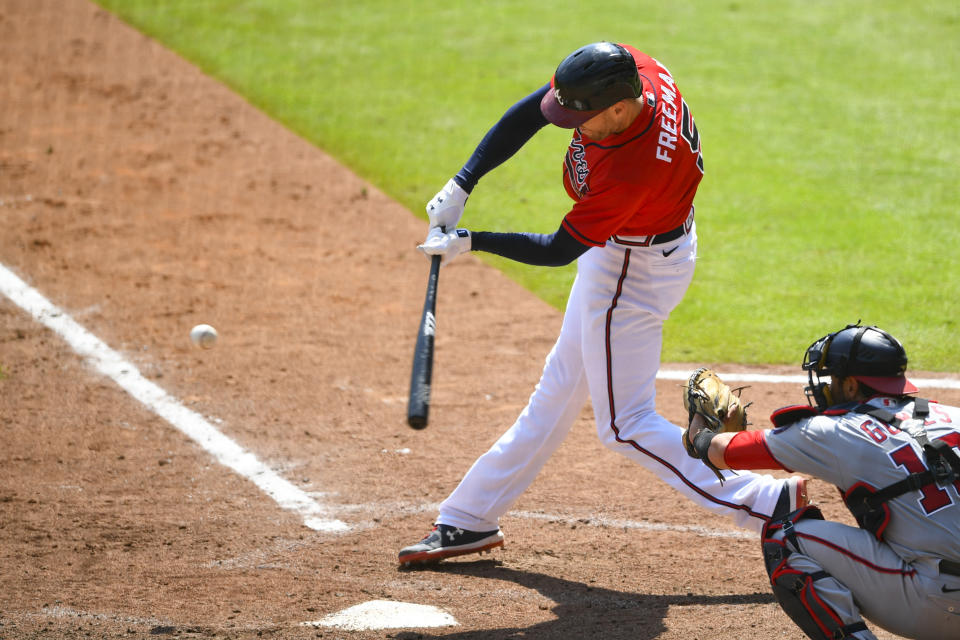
[560,44,704,246]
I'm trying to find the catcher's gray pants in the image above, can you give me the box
[775,518,960,639]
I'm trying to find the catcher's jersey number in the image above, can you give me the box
[858,416,960,515]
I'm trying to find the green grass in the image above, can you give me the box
[95,0,960,370]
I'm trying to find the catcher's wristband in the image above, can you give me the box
[691,428,717,461]
[694,428,727,477]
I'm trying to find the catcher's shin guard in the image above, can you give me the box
[761,507,868,639]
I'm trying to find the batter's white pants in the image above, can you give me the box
[775,518,960,639]
[439,224,787,534]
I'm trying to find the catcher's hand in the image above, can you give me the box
[681,368,750,480]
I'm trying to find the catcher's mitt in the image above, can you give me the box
[682,368,750,480]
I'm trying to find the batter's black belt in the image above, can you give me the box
[610,206,696,247]
[941,559,960,577]
[610,222,688,247]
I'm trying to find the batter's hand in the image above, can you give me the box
[426,178,469,230]
[418,228,471,265]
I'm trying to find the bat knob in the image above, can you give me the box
[407,415,428,430]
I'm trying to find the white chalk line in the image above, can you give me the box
[316,499,755,540]
[0,263,347,533]
[18,605,172,627]
[508,509,755,539]
[658,369,960,390]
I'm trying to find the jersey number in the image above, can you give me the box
[889,432,960,514]
[680,100,703,173]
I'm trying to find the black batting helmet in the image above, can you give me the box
[540,42,641,128]
[802,322,917,408]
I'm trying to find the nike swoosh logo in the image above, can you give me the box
[943,585,960,593]
[662,246,678,257]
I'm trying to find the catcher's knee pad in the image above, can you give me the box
[761,507,868,639]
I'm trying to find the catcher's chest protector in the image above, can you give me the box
[841,398,960,539]
[761,507,869,639]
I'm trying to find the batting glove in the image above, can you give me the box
[417,228,472,265]
[426,178,469,230]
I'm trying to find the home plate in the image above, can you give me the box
[300,600,458,630]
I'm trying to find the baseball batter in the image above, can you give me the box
[401,42,806,565]
[684,324,960,639]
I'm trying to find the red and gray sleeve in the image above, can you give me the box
[724,430,789,471]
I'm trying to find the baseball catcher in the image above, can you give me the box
[681,367,748,481]
[680,324,960,639]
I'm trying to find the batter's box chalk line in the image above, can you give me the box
[0,262,348,533]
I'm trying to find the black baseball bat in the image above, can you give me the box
[406,247,442,429]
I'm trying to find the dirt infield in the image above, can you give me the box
[3,2,956,638]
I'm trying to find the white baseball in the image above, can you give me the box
[190,324,218,349]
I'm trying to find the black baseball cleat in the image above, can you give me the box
[770,476,809,522]
[398,524,504,566]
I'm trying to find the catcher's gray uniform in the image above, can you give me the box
[762,396,960,639]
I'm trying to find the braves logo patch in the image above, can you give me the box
[565,134,589,197]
